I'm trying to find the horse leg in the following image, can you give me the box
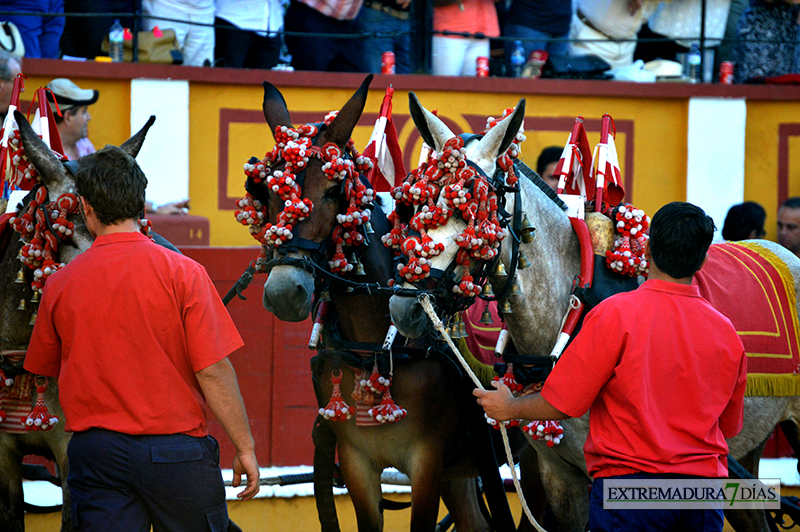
[440,478,490,532]
[536,451,590,532]
[47,432,72,532]
[517,446,547,532]
[726,437,772,532]
[337,441,384,532]
[0,437,24,532]
[407,449,444,532]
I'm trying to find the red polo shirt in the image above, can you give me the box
[541,279,747,478]
[25,232,244,437]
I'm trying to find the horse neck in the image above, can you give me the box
[328,203,393,344]
[495,177,582,356]
[0,237,35,351]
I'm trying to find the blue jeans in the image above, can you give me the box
[3,0,65,58]
[354,5,412,74]
[590,474,724,532]
[68,429,229,532]
[503,23,568,76]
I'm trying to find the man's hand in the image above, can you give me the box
[232,451,260,500]
[473,381,516,421]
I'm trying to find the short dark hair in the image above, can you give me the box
[536,146,562,175]
[721,201,766,241]
[53,106,78,125]
[649,202,715,279]
[781,197,800,210]
[75,145,146,226]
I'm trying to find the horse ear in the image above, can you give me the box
[318,74,373,147]
[472,99,526,166]
[14,110,67,186]
[119,115,156,158]
[262,81,293,140]
[408,92,454,153]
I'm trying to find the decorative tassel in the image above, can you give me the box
[319,370,354,422]
[24,380,58,431]
[362,363,390,394]
[368,386,407,423]
[523,420,564,447]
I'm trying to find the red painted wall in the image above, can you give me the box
[180,246,319,467]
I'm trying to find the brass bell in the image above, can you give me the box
[520,213,535,244]
[446,318,457,337]
[364,221,375,235]
[354,260,366,276]
[15,269,25,283]
[30,291,40,304]
[518,252,531,270]
[480,304,493,325]
[483,282,495,297]
[28,311,37,326]
[458,319,468,338]
[493,261,507,278]
[511,278,523,296]
[499,300,512,314]
[17,298,27,311]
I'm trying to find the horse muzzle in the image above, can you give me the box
[262,265,316,322]
[389,295,429,339]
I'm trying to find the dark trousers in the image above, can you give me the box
[590,474,724,532]
[214,17,282,69]
[67,429,229,532]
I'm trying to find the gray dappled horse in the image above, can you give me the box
[388,94,800,532]
[250,76,532,532]
[0,113,155,531]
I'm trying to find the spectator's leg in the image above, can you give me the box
[546,29,569,56]
[461,38,489,76]
[715,0,748,78]
[39,0,65,58]
[243,34,282,69]
[353,6,391,73]
[392,17,413,74]
[284,0,340,71]
[214,17,254,68]
[181,10,215,66]
[4,0,46,58]
[431,35,469,76]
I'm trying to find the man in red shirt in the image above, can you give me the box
[25,145,260,531]
[475,201,747,532]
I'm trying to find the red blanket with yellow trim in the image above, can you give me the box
[693,242,800,396]
[463,302,504,366]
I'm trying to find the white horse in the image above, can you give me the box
[388,94,800,532]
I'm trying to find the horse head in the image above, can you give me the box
[388,94,526,338]
[248,75,378,322]
[13,112,156,265]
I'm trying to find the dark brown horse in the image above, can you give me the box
[0,113,155,532]
[245,76,526,532]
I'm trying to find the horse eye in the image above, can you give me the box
[323,186,340,200]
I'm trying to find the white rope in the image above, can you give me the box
[417,294,548,532]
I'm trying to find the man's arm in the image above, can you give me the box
[473,381,571,422]
[719,350,747,438]
[196,357,260,500]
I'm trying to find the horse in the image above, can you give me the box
[243,75,534,532]
[0,113,155,532]
[386,93,800,532]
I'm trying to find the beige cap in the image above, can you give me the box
[45,78,99,112]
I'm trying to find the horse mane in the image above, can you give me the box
[514,160,567,211]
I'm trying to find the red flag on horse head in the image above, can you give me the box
[363,86,406,192]
[592,114,625,211]
[554,117,595,200]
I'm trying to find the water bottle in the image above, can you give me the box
[687,44,701,83]
[109,19,124,62]
[511,40,525,78]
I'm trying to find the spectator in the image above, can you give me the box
[0,50,22,122]
[25,144,260,531]
[536,145,562,191]
[570,0,659,69]
[284,0,367,72]
[45,78,97,161]
[733,0,800,82]
[3,0,65,58]
[354,0,412,74]
[721,201,766,241]
[634,0,732,72]
[503,0,571,76]
[61,0,135,59]
[214,0,284,69]
[475,201,746,532]
[715,0,748,78]
[778,196,800,257]
[141,0,214,66]
[431,0,500,76]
